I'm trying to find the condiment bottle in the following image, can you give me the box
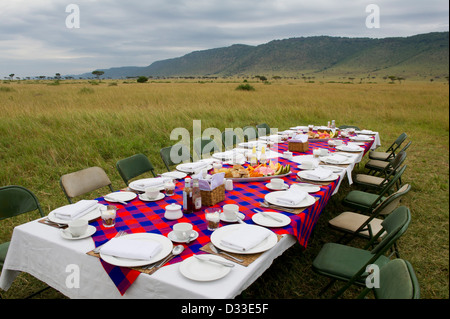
[260,146,267,165]
[182,178,193,214]
[250,146,258,166]
[192,178,202,211]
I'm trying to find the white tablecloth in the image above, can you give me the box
[0,220,296,299]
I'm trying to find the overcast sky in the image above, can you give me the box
[1,0,448,78]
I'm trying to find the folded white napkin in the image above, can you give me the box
[290,134,308,143]
[100,238,162,261]
[178,162,208,171]
[303,167,333,180]
[275,188,307,205]
[220,225,272,252]
[341,145,362,151]
[53,200,98,220]
[324,154,348,164]
[133,177,167,189]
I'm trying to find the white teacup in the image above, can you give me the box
[283,151,293,159]
[223,204,239,220]
[173,222,193,240]
[334,140,343,146]
[68,219,88,237]
[270,178,285,189]
[145,187,160,199]
[319,149,329,156]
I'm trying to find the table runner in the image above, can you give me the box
[90,135,374,295]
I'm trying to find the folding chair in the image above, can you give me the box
[116,153,156,186]
[221,130,241,150]
[358,259,420,299]
[193,137,220,159]
[368,132,407,161]
[256,123,271,137]
[365,141,411,175]
[160,144,192,171]
[60,166,114,204]
[242,126,258,142]
[313,206,411,298]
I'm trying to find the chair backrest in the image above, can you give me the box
[376,184,411,216]
[370,206,411,256]
[0,185,44,221]
[370,165,407,209]
[60,167,114,204]
[243,126,258,141]
[256,123,270,137]
[372,259,420,299]
[116,153,156,186]
[387,133,407,154]
[221,130,241,150]
[398,140,412,154]
[193,137,220,158]
[160,144,192,171]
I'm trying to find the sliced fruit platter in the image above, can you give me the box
[307,130,339,139]
[213,161,291,182]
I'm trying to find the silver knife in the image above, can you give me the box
[253,209,283,223]
[194,255,235,267]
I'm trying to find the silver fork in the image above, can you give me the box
[93,231,126,254]
[210,244,244,263]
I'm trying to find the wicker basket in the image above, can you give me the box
[200,183,225,206]
[288,141,309,153]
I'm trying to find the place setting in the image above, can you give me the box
[44,199,105,228]
[138,186,165,202]
[60,219,96,240]
[176,161,213,174]
[179,254,234,282]
[265,177,289,191]
[297,166,340,184]
[335,143,365,153]
[128,177,170,193]
[251,209,291,228]
[103,191,137,205]
[167,222,199,243]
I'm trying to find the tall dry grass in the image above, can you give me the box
[0,79,448,298]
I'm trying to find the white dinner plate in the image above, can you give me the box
[161,171,187,180]
[290,183,321,193]
[128,178,167,192]
[264,191,316,208]
[100,233,173,268]
[335,145,364,153]
[210,224,278,255]
[104,191,137,202]
[252,212,291,228]
[139,193,165,202]
[60,225,97,240]
[297,171,340,182]
[179,255,231,281]
[237,141,266,150]
[48,204,104,225]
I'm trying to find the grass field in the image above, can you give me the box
[0,78,448,299]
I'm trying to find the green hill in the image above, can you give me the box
[78,32,449,80]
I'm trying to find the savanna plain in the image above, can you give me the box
[0,78,448,299]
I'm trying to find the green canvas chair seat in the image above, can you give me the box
[160,144,192,171]
[364,259,420,299]
[312,242,391,284]
[313,206,412,298]
[342,165,406,212]
[0,242,10,269]
[116,153,156,186]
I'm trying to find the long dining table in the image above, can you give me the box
[0,128,378,299]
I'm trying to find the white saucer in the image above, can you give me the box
[60,225,96,240]
[266,182,289,191]
[139,193,165,202]
[297,164,317,170]
[168,230,199,243]
[220,212,245,223]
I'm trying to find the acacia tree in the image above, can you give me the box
[92,70,105,81]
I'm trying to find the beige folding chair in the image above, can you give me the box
[60,166,114,203]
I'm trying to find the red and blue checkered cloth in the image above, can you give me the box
[90,136,374,295]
